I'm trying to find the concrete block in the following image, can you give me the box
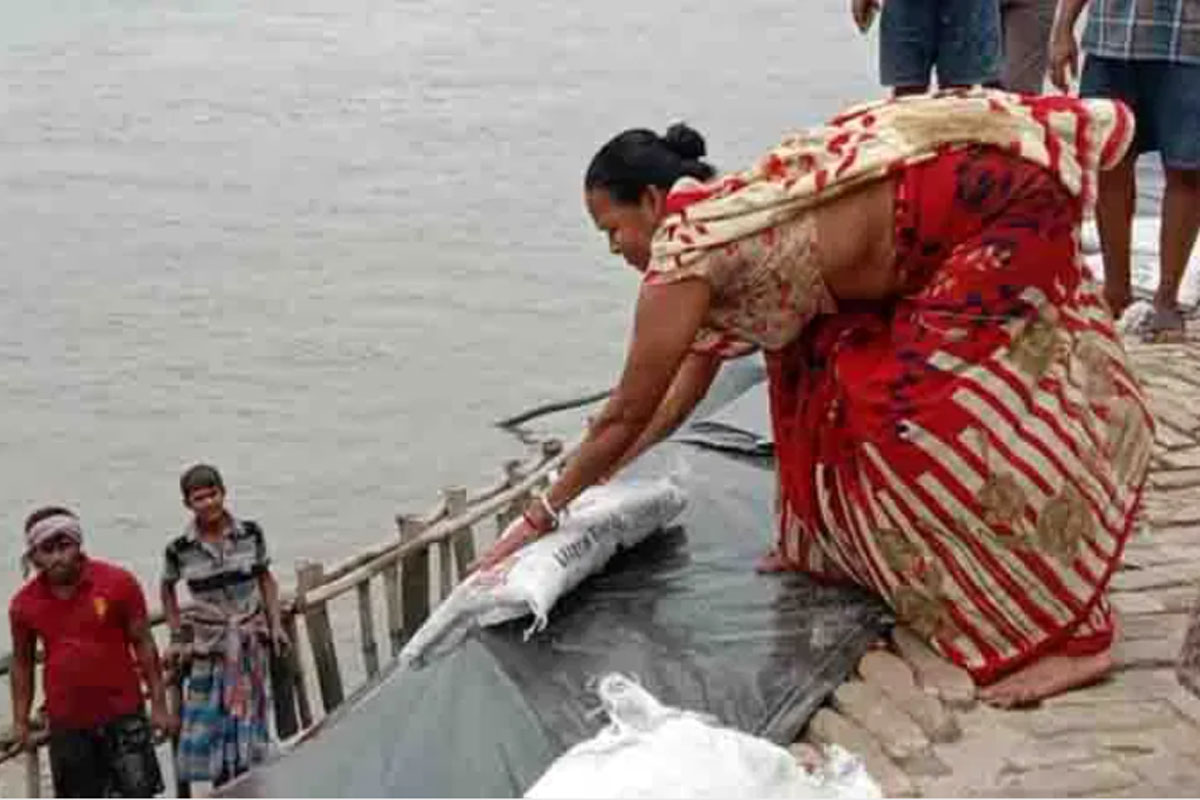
[892,626,976,709]
[832,680,930,762]
[995,760,1139,797]
[1156,448,1200,470]
[1142,499,1200,528]
[1150,468,1200,491]
[805,708,917,797]
[1111,562,1200,592]
[1121,612,1191,643]
[1119,752,1200,797]
[859,650,960,743]
[1114,636,1182,671]
[1023,700,1175,738]
[1112,591,1167,615]
[1160,585,1200,613]
[1001,739,1104,771]
[1042,668,1179,707]
[1155,424,1196,450]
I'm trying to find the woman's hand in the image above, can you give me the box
[481,278,709,569]
[469,504,555,575]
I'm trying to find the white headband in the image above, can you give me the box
[26,514,83,551]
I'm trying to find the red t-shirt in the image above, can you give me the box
[9,558,148,729]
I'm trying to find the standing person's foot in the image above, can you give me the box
[1142,303,1187,343]
[978,646,1113,707]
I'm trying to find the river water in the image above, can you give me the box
[0,1,1174,643]
[0,2,884,627]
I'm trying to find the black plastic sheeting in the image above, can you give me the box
[226,360,890,798]
[675,382,774,456]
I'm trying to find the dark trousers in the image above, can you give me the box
[48,712,164,798]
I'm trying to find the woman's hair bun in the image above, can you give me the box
[662,122,706,161]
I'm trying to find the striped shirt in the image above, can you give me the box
[162,517,270,620]
[1082,0,1200,64]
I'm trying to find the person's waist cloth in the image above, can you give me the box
[182,601,269,655]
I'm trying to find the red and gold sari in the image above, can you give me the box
[646,90,1153,685]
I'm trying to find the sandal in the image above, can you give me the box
[1140,304,1187,344]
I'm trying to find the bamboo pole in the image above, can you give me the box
[437,540,453,602]
[306,451,570,607]
[495,459,526,533]
[445,487,473,581]
[314,442,561,588]
[282,612,313,729]
[296,560,344,713]
[321,497,439,587]
[356,579,381,679]
[270,629,300,740]
[379,561,403,662]
[382,561,403,657]
[398,515,431,637]
[466,474,520,506]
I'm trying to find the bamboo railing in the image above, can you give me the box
[0,438,565,797]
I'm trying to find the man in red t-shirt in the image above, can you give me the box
[8,506,177,797]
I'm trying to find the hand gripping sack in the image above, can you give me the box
[399,477,687,667]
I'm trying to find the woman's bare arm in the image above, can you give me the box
[471,278,712,573]
[543,278,711,511]
[598,351,721,482]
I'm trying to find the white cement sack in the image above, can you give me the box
[398,477,686,667]
[525,674,881,800]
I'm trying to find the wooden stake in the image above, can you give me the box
[398,516,431,637]
[437,540,453,602]
[296,560,344,713]
[356,579,380,679]
[445,487,473,582]
[382,561,403,657]
[283,612,313,729]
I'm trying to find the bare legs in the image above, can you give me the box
[1096,151,1137,319]
[1157,167,1200,313]
[1096,154,1200,331]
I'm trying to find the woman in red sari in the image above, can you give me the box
[478,90,1153,707]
